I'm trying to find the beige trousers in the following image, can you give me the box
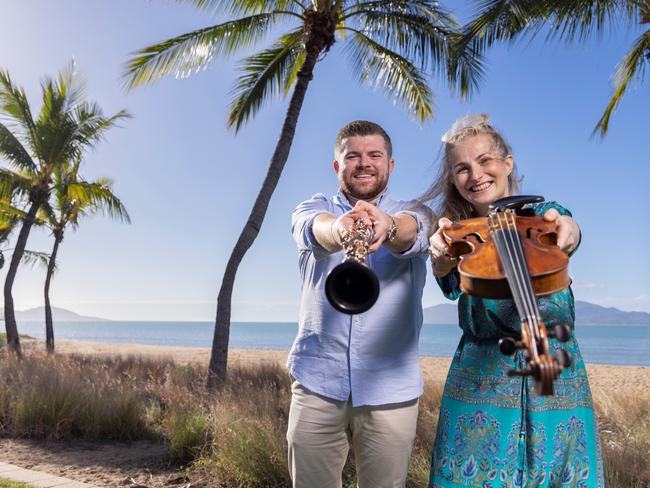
[286,381,419,488]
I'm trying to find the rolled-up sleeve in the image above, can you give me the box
[436,271,462,301]
[388,204,435,259]
[291,193,332,259]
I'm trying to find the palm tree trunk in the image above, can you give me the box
[3,200,40,356]
[44,234,62,353]
[206,46,322,389]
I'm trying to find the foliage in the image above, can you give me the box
[40,155,130,238]
[0,479,33,488]
[457,0,650,136]
[0,61,130,354]
[165,407,211,464]
[0,351,648,486]
[125,1,482,129]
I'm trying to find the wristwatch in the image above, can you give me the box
[387,217,398,242]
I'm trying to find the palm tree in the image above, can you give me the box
[0,197,19,269]
[0,62,129,355]
[0,197,53,274]
[39,157,130,353]
[454,0,650,136]
[124,0,481,387]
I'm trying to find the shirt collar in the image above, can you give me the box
[334,188,392,210]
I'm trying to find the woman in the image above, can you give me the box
[425,114,603,487]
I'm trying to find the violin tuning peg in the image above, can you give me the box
[547,324,572,343]
[498,337,518,356]
[507,367,532,378]
[555,349,573,369]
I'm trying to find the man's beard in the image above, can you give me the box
[342,179,388,202]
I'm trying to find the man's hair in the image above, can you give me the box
[334,120,392,159]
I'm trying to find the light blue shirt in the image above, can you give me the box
[287,190,433,407]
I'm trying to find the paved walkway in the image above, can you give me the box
[0,463,95,487]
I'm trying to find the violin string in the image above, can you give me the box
[491,215,530,323]
[501,214,541,361]
[505,211,542,343]
[492,211,540,359]
[507,211,543,339]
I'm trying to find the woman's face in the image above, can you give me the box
[447,134,513,216]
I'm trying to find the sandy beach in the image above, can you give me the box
[50,339,650,397]
[2,339,647,487]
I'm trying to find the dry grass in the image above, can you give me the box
[0,351,647,487]
[595,389,650,487]
[0,478,33,488]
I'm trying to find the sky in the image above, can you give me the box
[0,0,648,322]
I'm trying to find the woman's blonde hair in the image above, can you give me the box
[421,114,521,221]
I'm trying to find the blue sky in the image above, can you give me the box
[0,1,648,321]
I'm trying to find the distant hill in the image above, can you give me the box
[423,300,650,325]
[0,306,109,322]
[574,301,650,325]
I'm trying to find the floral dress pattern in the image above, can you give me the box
[429,202,604,488]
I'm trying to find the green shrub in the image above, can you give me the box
[166,407,211,464]
[198,407,290,487]
[0,478,34,488]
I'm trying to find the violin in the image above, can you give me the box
[442,195,573,396]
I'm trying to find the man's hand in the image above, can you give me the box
[543,208,580,254]
[429,218,458,277]
[347,200,393,252]
[331,205,372,248]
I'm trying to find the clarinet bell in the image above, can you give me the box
[325,261,380,314]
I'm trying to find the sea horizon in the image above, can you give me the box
[9,320,650,367]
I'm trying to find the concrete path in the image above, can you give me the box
[0,463,95,487]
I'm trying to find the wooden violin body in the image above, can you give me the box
[443,215,570,299]
[440,195,573,396]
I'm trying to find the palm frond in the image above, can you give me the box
[0,168,32,201]
[461,0,544,53]
[124,14,282,89]
[37,60,86,130]
[21,250,52,270]
[36,201,57,228]
[0,69,38,146]
[66,181,131,224]
[541,0,634,43]
[282,49,306,94]
[0,198,21,240]
[228,0,306,15]
[446,32,487,97]
[72,106,130,147]
[594,27,650,136]
[0,201,28,221]
[345,6,455,71]
[227,29,304,131]
[34,103,128,172]
[344,28,434,122]
[173,0,306,15]
[0,121,36,172]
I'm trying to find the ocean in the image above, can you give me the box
[12,320,650,367]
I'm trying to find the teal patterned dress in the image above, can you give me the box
[429,202,604,488]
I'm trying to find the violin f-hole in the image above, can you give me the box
[538,231,558,247]
[525,227,558,247]
[448,240,473,259]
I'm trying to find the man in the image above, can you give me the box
[287,120,434,488]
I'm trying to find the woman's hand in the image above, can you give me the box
[543,208,580,254]
[429,218,458,277]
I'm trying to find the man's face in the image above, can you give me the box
[334,134,394,201]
